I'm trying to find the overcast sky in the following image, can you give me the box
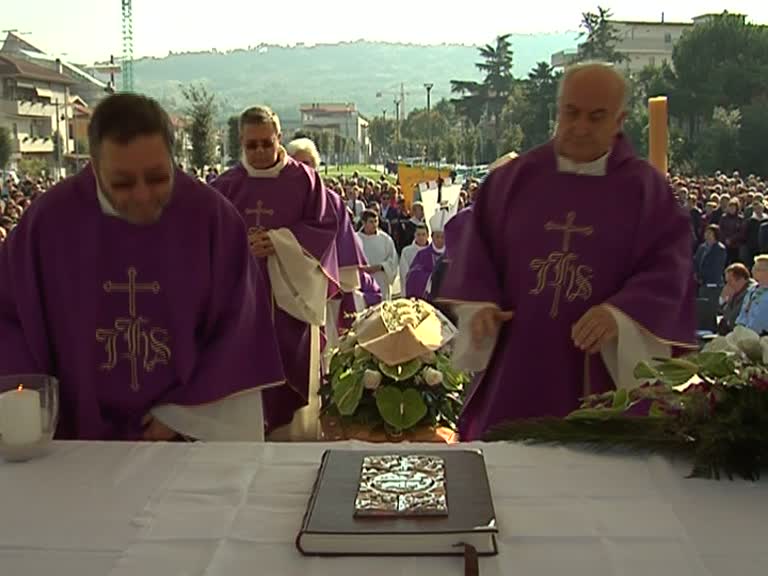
[5,1,767,63]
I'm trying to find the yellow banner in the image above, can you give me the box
[397,164,453,208]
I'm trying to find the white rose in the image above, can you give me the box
[362,369,382,390]
[423,367,444,387]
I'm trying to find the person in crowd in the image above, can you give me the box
[357,209,398,300]
[694,225,728,287]
[736,256,768,335]
[718,263,755,335]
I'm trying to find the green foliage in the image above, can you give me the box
[17,157,47,178]
[673,13,768,128]
[451,35,516,154]
[576,6,628,64]
[693,107,742,175]
[489,345,768,481]
[182,83,217,171]
[324,343,468,433]
[227,115,240,164]
[0,126,12,170]
[375,387,428,432]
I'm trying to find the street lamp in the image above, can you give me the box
[424,83,434,165]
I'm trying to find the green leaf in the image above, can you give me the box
[333,372,364,416]
[612,388,629,410]
[634,362,660,380]
[375,386,428,431]
[694,352,736,378]
[379,359,423,382]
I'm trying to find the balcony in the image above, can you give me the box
[15,136,54,154]
[0,99,53,118]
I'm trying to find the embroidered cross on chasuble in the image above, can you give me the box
[529,211,594,319]
[95,267,171,391]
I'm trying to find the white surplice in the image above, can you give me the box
[357,229,399,300]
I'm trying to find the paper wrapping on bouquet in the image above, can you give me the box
[353,299,457,366]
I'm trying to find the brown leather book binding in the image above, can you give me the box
[296,449,498,557]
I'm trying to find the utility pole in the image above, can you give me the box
[394,98,401,159]
[424,83,434,165]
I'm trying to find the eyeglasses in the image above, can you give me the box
[245,139,277,150]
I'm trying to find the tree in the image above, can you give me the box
[444,138,458,164]
[0,126,12,170]
[577,6,628,64]
[737,101,768,177]
[672,13,768,138]
[369,117,394,161]
[227,115,240,163]
[17,157,46,178]
[694,107,742,175]
[182,84,216,171]
[451,34,516,149]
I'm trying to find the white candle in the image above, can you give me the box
[0,386,43,445]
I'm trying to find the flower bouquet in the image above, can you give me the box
[486,326,768,480]
[321,299,468,441]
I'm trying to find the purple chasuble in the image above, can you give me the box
[212,158,339,432]
[328,189,368,274]
[405,244,443,300]
[0,167,285,440]
[440,135,696,440]
[444,206,472,262]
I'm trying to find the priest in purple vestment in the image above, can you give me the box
[286,137,379,345]
[405,209,449,299]
[0,94,285,441]
[213,107,339,440]
[439,63,697,440]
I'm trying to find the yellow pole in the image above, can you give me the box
[648,96,669,175]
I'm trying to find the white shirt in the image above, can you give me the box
[357,229,399,300]
[400,241,429,288]
[556,151,609,176]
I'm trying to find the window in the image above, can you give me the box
[649,56,656,67]
[664,33,673,43]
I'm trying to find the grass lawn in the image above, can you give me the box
[321,164,395,183]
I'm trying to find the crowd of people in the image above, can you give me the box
[672,172,768,335]
[0,175,52,242]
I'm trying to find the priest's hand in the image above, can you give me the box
[141,415,179,442]
[250,231,275,258]
[572,305,618,355]
[470,306,515,348]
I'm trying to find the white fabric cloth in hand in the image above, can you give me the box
[601,305,671,390]
[266,228,328,326]
[151,389,270,442]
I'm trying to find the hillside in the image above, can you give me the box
[133,35,577,121]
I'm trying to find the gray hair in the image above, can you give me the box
[557,61,630,112]
[239,105,281,134]
[285,137,321,169]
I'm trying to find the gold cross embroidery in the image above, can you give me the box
[246,200,274,230]
[530,212,594,319]
[96,267,171,391]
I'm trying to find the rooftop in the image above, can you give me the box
[0,54,75,85]
[300,103,358,114]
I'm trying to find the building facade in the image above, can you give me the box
[0,54,75,176]
[299,103,371,164]
[549,14,741,73]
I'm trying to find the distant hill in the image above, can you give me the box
[133,36,577,121]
